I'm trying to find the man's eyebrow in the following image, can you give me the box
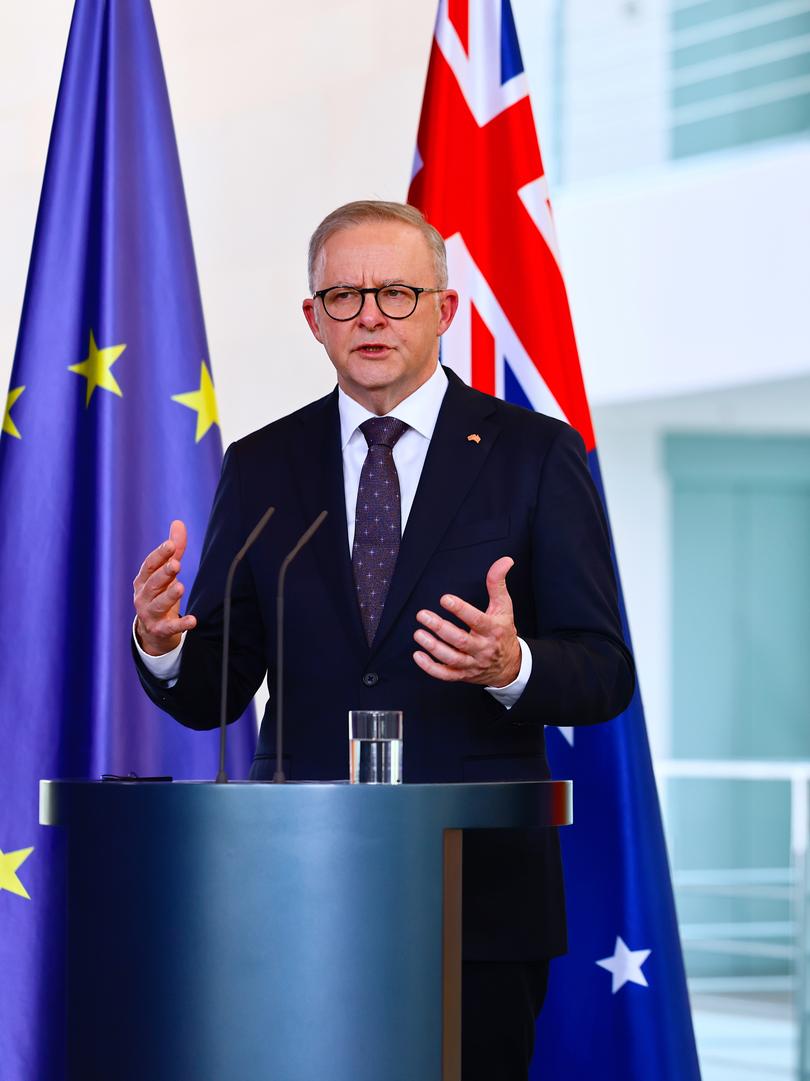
[323,279,407,289]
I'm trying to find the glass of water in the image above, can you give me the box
[348,710,403,784]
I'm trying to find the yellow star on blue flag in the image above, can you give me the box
[3,386,25,439]
[68,330,126,406]
[0,1,257,1070]
[0,846,34,900]
[171,360,220,442]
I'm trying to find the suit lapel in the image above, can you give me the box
[370,369,500,656]
[288,391,368,654]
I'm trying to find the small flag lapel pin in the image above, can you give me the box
[467,433,481,444]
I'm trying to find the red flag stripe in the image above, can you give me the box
[470,301,496,396]
[447,0,469,55]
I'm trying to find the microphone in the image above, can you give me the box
[274,510,328,783]
[216,505,276,784]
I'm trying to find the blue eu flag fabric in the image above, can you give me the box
[0,3,256,1076]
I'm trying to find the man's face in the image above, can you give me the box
[302,220,458,413]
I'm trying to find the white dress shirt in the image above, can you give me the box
[135,363,531,705]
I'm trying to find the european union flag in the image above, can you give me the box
[0,3,255,1076]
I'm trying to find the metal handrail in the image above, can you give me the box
[655,759,810,859]
[654,758,810,1079]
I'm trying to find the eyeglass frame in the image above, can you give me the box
[312,284,445,321]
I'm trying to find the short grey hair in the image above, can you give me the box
[307,200,448,292]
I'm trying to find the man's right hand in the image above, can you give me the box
[133,519,197,656]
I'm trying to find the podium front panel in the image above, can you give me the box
[41,780,571,1081]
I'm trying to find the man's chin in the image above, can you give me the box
[344,359,402,391]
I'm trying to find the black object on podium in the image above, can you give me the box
[40,778,572,1081]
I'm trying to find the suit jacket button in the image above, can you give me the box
[363,672,379,687]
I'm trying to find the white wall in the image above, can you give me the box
[2,2,809,756]
[555,141,810,409]
[5,5,807,426]
[0,0,439,443]
[595,374,810,759]
[0,4,73,407]
[560,0,669,182]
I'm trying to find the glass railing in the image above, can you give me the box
[656,758,810,1080]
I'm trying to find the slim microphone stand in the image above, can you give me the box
[274,511,328,782]
[216,506,276,784]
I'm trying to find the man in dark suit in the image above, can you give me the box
[132,200,634,1081]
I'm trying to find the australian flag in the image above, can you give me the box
[0,3,255,1077]
[409,2,702,1076]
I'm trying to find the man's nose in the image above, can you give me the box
[357,292,386,328]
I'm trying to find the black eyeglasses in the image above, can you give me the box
[313,284,443,321]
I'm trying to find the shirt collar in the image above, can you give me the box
[338,363,449,450]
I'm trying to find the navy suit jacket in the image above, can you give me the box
[136,367,634,960]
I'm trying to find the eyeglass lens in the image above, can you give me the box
[322,286,418,320]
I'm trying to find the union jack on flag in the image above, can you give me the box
[409,3,702,1077]
[409,0,593,448]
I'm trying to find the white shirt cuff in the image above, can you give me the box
[132,618,185,685]
[485,637,532,710]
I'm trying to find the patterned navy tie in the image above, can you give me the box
[352,416,409,645]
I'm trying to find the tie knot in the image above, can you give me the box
[360,416,408,449]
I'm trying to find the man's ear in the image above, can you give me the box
[437,290,459,337]
[302,298,325,344]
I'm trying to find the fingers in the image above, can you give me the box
[137,612,197,640]
[137,556,179,604]
[134,571,189,631]
[157,613,196,635]
[134,612,196,657]
[412,605,493,683]
[147,572,186,615]
[416,608,473,650]
[438,594,490,634]
[412,649,466,682]
[169,519,188,561]
[485,556,515,611]
[134,538,175,590]
[133,521,189,590]
[134,578,197,648]
[426,556,514,634]
[413,624,471,669]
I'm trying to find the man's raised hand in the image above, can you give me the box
[133,519,197,656]
[412,556,522,687]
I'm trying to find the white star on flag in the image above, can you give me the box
[596,936,652,993]
[545,725,574,746]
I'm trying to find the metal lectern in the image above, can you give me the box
[40,779,572,1081]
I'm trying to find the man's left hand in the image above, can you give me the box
[413,556,521,687]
